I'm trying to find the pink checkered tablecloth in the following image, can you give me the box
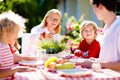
[14,68,120,80]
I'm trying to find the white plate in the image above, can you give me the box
[58,68,92,77]
[19,60,44,66]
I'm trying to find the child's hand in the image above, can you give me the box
[21,56,37,61]
[74,49,83,57]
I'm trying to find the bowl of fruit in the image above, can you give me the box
[45,56,75,69]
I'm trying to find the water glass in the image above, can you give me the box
[37,49,46,61]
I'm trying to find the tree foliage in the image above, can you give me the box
[0,0,59,32]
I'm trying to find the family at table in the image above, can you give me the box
[0,0,120,80]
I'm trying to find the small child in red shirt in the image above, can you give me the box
[74,21,100,58]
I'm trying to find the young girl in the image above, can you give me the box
[74,21,100,58]
[0,11,33,79]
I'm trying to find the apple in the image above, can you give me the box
[64,59,70,63]
[48,62,56,69]
[56,58,64,64]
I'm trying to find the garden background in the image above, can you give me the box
[0,0,83,53]
[0,0,120,53]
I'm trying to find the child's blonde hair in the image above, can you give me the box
[0,11,26,38]
[80,20,98,39]
[0,18,19,34]
[39,9,61,34]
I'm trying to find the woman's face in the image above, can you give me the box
[82,25,95,40]
[46,13,60,30]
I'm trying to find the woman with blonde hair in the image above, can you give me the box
[31,9,62,41]
[23,9,62,55]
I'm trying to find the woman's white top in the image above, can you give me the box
[22,25,62,55]
[31,25,62,42]
[98,16,120,62]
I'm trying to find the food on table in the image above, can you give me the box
[45,56,58,67]
[48,62,57,69]
[55,62,75,69]
[64,59,70,63]
[45,56,74,69]
[55,64,63,69]
[64,55,74,59]
[56,58,64,64]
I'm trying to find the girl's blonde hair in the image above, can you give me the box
[39,9,61,34]
[80,20,98,39]
[0,18,19,36]
[0,11,26,38]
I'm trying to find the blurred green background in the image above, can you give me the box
[0,0,59,32]
[0,0,60,53]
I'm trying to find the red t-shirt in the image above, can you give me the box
[78,39,100,58]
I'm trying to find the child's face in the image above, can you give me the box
[7,27,20,45]
[46,13,60,30]
[82,25,95,40]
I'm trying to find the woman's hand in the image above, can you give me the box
[39,32,46,40]
[40,32,54,40]
[45,33,54,40]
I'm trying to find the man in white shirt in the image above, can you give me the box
[81,0,120,71]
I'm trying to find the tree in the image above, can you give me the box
[0,0,59,32]
[0,0,59,53]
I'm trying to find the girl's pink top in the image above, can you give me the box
[0,43,14,70]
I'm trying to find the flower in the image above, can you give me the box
[62,15,84,47]
[66,22,73,31]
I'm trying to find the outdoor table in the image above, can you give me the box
[14,66,120,80]
[14,53,120,80]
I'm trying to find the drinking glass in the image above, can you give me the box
[37,49,46,61]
